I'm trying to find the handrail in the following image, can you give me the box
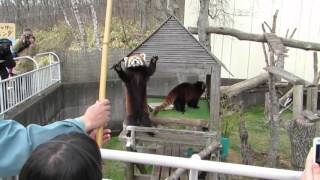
[0,52,61,115]
[13,56,39,69]
[35,52,60,63]
[100,149,302,180]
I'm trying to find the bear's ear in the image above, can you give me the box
[140,53,146,61]
[124,57,129,61]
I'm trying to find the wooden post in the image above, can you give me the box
[307,87,317,112]
[210,64,221,132]
[96,0,113,147]
[293,85,303,119]
[125,146,135,180]
[209,64,220,180]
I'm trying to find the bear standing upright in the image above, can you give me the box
[113,53,158,127]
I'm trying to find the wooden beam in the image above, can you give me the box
[279,88,293,106]
[150,117,208,128]
[188,26,320,51]
[264,66,313,86]
[210,65,221,132]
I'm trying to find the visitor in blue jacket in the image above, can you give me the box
[0,99,111,177]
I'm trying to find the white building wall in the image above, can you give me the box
[184,0,320,81]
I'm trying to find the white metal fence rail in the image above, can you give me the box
[0,52,61,115]
[100,149,302,180]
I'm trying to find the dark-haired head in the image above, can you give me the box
[19,133,102,180]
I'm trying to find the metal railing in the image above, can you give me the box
[0,52,61,115]
[100,148,302,180]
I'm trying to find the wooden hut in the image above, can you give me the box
[119,16,229,180]
[125,15,230,128]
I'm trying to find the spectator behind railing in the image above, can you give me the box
[0,38,16,80]
[0,99,111,178]
[12,28,38,74]
[20,132,103,180]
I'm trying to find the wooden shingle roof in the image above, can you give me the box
[125,16,231,75]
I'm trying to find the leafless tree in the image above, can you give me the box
[89,0,100,49]
[71,0,88,50]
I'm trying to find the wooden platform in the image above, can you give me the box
[119,126,218,180]
[151,144,190,180]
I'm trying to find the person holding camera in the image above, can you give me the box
[0,38,16,80]
[301,148,320,179]
[12,28,38,74]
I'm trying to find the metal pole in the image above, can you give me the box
[189,154,201,180]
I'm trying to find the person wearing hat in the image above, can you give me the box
[12,28,38,74]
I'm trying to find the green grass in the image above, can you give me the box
[102,138,125,180]
[148,98,210,120]
[227,105,292,167]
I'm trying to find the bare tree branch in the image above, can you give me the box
[188,26,320,51]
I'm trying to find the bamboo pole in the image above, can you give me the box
[97,0,113,147]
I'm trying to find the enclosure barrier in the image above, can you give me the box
[0,52,61,115]
[100,149,302,180]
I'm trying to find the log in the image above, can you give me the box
[150,117,208,128]
[221,73,269,97]
[264,66,313,86]
[166,142,220,180]
[188,26,320,51]
[221,82,289,93]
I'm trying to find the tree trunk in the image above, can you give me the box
[239,99,253,165]
[59,0,73,29]
[139,0,149,31]
[155,0,168,22]
[288,116,316,170]
[71,0,88,50]
[14,0,23,28]
[167,0,179,17]
[265,37,281,167]
[197,0,211,51]
[89,0,101,49]
[266,71,280,167]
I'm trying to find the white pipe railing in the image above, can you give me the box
[35,52,61,63]
[0,53,61,115]
[13,56,39,70]
[36,52,61,82]
[100,149,302,180]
